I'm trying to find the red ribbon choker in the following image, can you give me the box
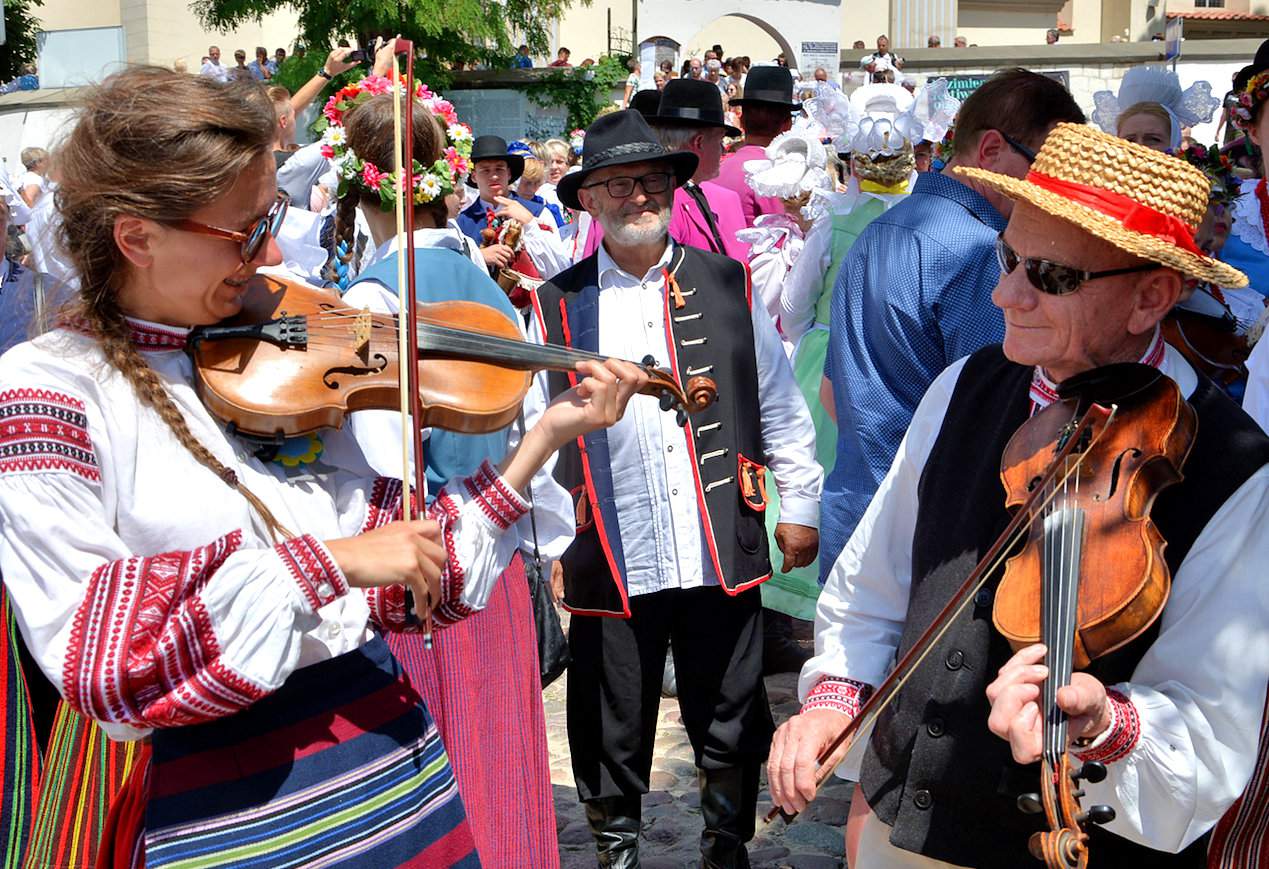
[1024,171,1204,258]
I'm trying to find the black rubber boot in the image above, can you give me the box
[584,795,642,869]
[762,608,811,675]
[699,765,760,869]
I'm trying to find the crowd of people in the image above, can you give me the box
[0,28,1266,869]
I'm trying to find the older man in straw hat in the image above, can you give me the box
[769,123,1269,868]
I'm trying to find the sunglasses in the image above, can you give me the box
[171,191,289,264]
[995,233,1158,296]
[582,172,674,199]
[997,130,1037,164]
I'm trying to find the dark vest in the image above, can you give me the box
[531,243,771,616]
[859,345,1269,868]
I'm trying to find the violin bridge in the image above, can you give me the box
[354,308,372,359]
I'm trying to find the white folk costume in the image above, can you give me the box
[1091,66,1221,152]
[0,320,530,866]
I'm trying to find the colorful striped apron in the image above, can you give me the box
[143,636,479,869]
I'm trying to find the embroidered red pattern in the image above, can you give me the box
[0,388,100,482]
[1074,688,1140,765]
[275,534,347,610]
[127,320,188,351]
[462,459,528,530]
[1207,693,1269,868]
[803,675,876,719]
[62,530,267,727]
[429,490,472,626]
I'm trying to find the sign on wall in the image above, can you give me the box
[942,69,1070,102]
[800,41,839,76]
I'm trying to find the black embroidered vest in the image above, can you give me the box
[859,345,1269,868]
[531,243,771,616]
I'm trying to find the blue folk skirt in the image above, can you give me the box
[143,635,480,868]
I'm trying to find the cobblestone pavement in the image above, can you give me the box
[545,615,850,869]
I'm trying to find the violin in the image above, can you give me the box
[1161,296,1250,389]
[995,363,1195,867]
[188,274,717,440]
[766,363,1195,869]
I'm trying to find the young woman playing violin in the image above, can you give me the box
[328,82,573,863]
[0,67,647,866]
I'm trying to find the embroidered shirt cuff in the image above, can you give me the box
[802,675,874,718]
[276,535,349,612]
[1074,688,1140,765]
[463,459,530,530]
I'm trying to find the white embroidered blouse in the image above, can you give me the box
[0,320,529,741]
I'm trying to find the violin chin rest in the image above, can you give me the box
[1055,362,1164,409]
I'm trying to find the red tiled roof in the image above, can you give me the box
[1166,9,1269,21]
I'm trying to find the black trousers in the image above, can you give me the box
[567,585,774,801]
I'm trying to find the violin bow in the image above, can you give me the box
[390,38,433,647]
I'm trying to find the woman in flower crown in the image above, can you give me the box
[0,65,646,865]
[323,77,574,865]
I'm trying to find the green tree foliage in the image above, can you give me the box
[193,0,584,72]
[0,0,44,83]
[526,54,627,134]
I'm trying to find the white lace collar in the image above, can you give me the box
[1231,177,1267,256]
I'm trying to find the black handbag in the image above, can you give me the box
[520,414,571,689]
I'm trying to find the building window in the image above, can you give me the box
[1194,0,1226,7]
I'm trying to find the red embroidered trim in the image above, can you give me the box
[275,534,347,611]
[1074,688,1140,765]
[1257,178,1269,253]
[1207,692,1269,868]
[462,459,528,530]
[803,675,875,719]
[62,530,267,727]
[360,477,420,533]
[428,489,472,626]
[126,320,188,351]
[0,388,100,482]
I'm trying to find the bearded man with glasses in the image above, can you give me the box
[769,123,1269,868]
[530,109,821,869]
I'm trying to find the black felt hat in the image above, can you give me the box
[556,110,698,211]
[465,135,524,187]
[729,65,800,110]
[630,89,662,121]
[655,79,741,137]
[1234,38,1269,94]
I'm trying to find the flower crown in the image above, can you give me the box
[1232,70,1269,132]
[314,74,474,209]
[1175,141,1243,206]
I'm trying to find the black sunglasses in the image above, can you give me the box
[996,233,1158,296]
[582,172,674,198]
[997,131,1037,164]
[172,191,289,264]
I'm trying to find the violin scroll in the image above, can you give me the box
[640,366,717,428]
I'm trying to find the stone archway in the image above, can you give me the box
[638,0,840,72]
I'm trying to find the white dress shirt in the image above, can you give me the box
[530,238,820,597]
[804,344,1269,852]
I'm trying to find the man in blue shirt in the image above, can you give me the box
[512,45,534,69]
[819,69,1085,579]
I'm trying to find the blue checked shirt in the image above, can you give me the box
[819,170,1007,581]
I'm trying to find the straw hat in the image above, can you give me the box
[954,123,1247,288]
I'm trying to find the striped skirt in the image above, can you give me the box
[144,636,479,869]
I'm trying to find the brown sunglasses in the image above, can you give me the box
[170,192,289,264]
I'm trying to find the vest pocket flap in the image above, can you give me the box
[572,484,594,532]
[737,453,768,512]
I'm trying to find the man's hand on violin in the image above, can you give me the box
[986,643,1112,764]
[482,244,515,269]
[775,523,818,572]
[494,196,536,226]
[768,708,853,814]
[324,520,445,622]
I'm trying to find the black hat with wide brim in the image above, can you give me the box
[654,78,742,137]
[630,88,663,121]
[556,110,698,211]
[729,65,800,110]
[1235,38,1269,94]
[465,135,525,187]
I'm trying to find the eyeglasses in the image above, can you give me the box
[582,172,674,199]
[171,191,288,264]
[997,131,1037,165]
[995,233,1158,296]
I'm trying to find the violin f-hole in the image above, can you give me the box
[323,354,389,389]
[1095,448,1142,502]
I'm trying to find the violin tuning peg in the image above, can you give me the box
[1016,793,1044,815]
[1074,761,1107,784]
[676,408,688,428]
[659,392,675,411]
[1081,805,1116,826]
[642,354,658,368]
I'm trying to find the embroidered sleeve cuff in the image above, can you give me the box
[1074,688,1140,765]
[802,675,875,719]
[276,535,349,612]
[462,459,530,531]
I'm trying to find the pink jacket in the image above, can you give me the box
[715,144,784,228]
